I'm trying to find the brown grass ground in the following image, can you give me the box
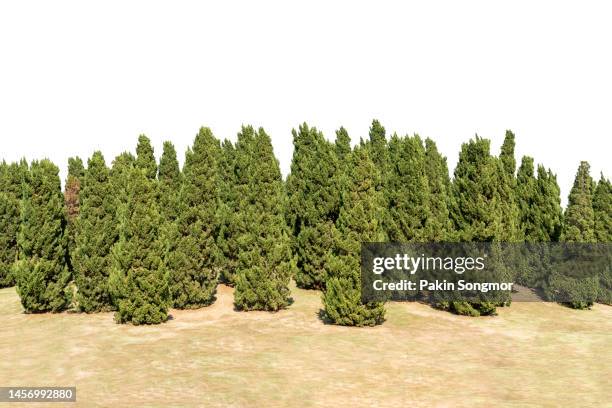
[0,283,610,407]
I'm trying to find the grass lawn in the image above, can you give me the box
[1,283,610,407]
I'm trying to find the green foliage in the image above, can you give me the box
[322,147,386,326]
[448,136,514,315]
[64,156,85,269]
[167,127,220,309]
[499,130,516,177]
[109,167,170,324]
[554,162,597,309]
[593,174,612,243]
[14,159,71,313]
[233,127,294,311]
[158,141,182,223]
[516,156,539,241]
[423,138,453,241]
[135,134,157,180]
[386,134,430,242]
[216,139,238,284]
[535,165,563,241]
[563,161,595,243]
[286,123,341,289]
[334,127,351,163]
[0,161,27,287]
[72,152,117,312]
[110,152,136,209]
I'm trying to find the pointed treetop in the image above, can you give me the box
[136,134,157,180]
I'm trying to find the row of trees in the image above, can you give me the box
[0,121,610,325]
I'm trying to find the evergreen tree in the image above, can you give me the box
[216,139,238,284]
[593,174,612,242]
[64,156,85,264]
[135,134,157,180]
[423,138,453,241]
[14,159,70,312]
[234,127,294,311]
[286,123,341,289]
[322,147,386,326]
[517,156,539,241]
[535,165,563,241]
[563,161,595,243]
[110,152,136,210]
[499,130,516,177]
[109,167,170,324]
[385,134,430,242]
[448,137,511,315]
[72,151,117,312]
[167,127,219,309]
[0,161,27,287]
[551,161,598,309]
[334,127,351,163]
[158,141,182,223]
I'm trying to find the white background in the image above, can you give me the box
[1,1,610,205]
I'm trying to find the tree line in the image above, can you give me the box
[0,121,610,325]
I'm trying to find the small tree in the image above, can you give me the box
[72,152,117,312]
[14,160,71,313]
[109,167,170,324]
[322,147,386,326]
[593,174,612,243]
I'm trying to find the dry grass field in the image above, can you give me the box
[1,283,610,407]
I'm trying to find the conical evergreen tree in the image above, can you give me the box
[423,138,453,241]
[334,127,351,163]
[72,151,117,312]
[535,165,563,241]
[322,147,386,326]
[563,161,595,243]
[516,156,539,241]
[448,136,511,315]
[135,134,157,180]
[0,161,26,287]
[108,167,170,324]
[386,134,430,242]
[110,152,136,210]
[234,127,294,311]
[64,156,85,266]
[167,127,219,309]
[216,139,238,284]
[286,123,341,289]
[14,159,71,312]
[158,141,182,223]
[593,174,612,242]
[499,130,516,177]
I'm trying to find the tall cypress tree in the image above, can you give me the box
[496,131,520,241]
[109,167,170,324]
[517,156,539,241]
[234,127,294,311]
[158,141,182,223]
[448,137,510,315]
[386,134,430,242]
[322,147,386,326]
[593,174,612,243]
[423,138,453,241]
[217,139,238,284]
[167,127,219,309]
[563,161,595,243]
[0,161,25,287]
[72,152,117,312]
[64,157,85,265]
[286,123,340,289]
[14,159,71,313]
[110,152,136,210]
[334,127,351,163]
[499,130,516,177]
[135,134,157,180]
[535,165,563,241]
